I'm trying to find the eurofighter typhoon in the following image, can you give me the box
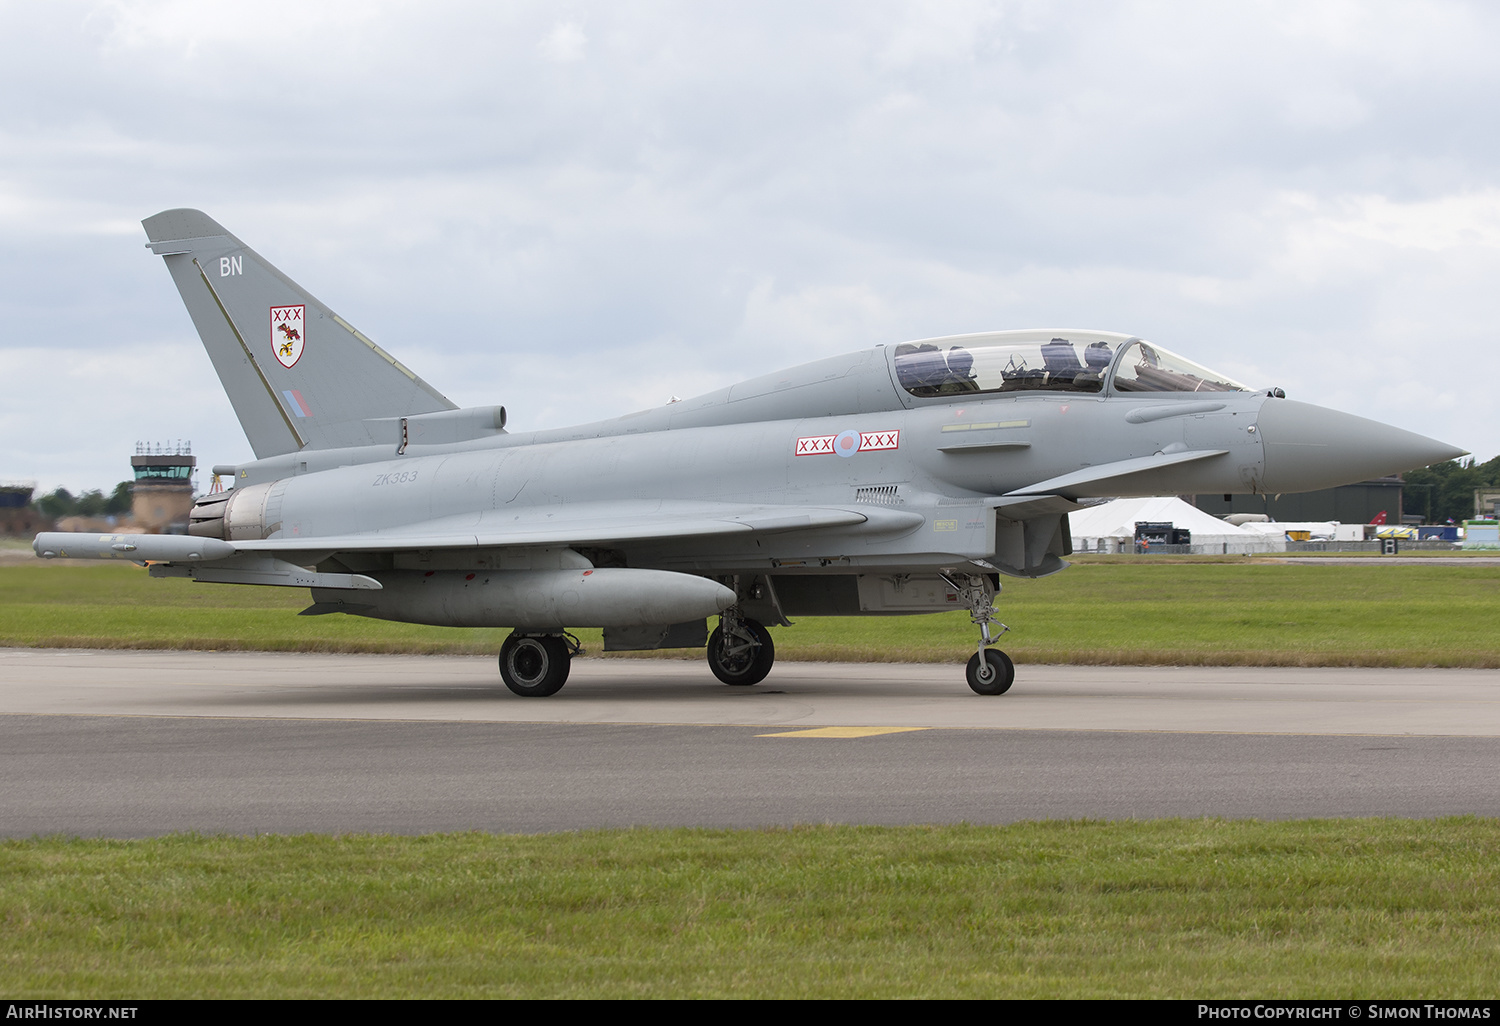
[35,210,1466,696]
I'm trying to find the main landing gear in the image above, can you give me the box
[498,630,580,697]
[942,572,1014,696]
[707,608,775,686]
[496,613,779,696]
[495,576,1008,696]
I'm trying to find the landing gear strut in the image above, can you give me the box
[498,630,578,697]
[942,572,1014,696]
[707,608,775,686]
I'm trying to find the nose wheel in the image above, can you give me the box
[498,631,577,697]
[941,572,1015,696]
[966,648,1015,695]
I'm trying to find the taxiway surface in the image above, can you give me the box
[3,648,1498,836]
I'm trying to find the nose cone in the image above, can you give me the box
[1257,400,1467,493]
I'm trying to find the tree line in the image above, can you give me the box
[1402,456,1500,524]
[32,482,133,519]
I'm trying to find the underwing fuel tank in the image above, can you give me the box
[316,568,737,630]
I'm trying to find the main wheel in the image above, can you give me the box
[966,649,1015,696]
[707,620,775,686]
[498,633,571,697]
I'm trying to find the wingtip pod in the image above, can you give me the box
[33,533,236,562]
[1257,400,1468,494]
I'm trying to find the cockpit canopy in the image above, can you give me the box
[892,330,1251,398]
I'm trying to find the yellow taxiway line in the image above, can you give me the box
[756,725,931,738]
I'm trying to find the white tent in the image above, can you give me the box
[1068,496,1282,554]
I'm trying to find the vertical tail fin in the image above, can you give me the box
[142,209,455,458]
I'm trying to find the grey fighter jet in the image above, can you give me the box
[35,210,1466,696]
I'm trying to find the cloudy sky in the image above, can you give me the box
[2,0,1497,494]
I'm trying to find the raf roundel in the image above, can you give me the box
[270,305,306,369]
[794,429,901,456]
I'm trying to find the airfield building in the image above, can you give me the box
[131,442,196,534]
[0,482,45,536]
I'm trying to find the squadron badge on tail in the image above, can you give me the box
[270,305,305,368]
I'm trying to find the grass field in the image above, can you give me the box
[2,559,1497,667]
[4,559,1498,998]
[3,820,1498,998]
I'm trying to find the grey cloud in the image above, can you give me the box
[1,0,1496,493]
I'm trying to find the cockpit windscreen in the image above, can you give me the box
[892,332,1251,398]
[1111,341,1251,394]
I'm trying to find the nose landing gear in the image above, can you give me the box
[941,572,1014,695]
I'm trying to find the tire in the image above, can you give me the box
[498,633,571,697]
[966,649,1015,696]
[707,620,775,686]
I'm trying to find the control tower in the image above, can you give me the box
[131,441,196,534]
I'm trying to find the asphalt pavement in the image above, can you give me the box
[3,649,1498,836]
